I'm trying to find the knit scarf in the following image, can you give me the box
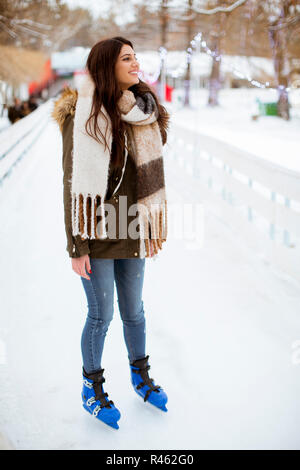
[71,73,168,258]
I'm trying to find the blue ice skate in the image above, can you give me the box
[82,367,121,429]
[130,355,168,412]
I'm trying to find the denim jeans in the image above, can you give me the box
[80,258,146,374]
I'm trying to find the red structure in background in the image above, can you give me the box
[165,84,173,102]
[28,59,56,97]
[145,79,174,102]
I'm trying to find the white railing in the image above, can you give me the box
[166,124,300,283]
[0,100,51,186]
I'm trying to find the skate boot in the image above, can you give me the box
[129,355,168,412]
[82,367,121,429]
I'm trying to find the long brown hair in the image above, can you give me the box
[85,36,170,169]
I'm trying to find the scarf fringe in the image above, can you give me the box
[71,193,168,257]
[140,199,168,258]
[72,193,108,240]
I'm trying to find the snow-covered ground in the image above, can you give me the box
[0,116,10,133]
[0,95,300,450]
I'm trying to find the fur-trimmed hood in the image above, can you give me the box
[51,87,78,132]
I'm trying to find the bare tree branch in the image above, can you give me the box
[171,0,247,17]
[193,0,247,14]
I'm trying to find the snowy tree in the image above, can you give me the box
[166,1,248,107]
[0,0,95,52]
[253,0,300,120]
[204,1,228,107]
[158,0,169,102]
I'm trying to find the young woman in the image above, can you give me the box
[52,37,170,430]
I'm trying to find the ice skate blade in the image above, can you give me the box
[134,389,168,412]
[82,404,120,429]
[107,421,120,429]
[149,401,168,412]
[159,404,168,412]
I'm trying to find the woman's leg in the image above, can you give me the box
[80,259,115,374]
[114,258,146,363]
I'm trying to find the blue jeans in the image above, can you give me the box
[80,258,146,374]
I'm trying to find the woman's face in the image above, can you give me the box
[115,44,140,91]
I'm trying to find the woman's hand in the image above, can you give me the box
[71,254,91,280]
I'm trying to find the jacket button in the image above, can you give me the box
[114,197,118,203]
[134,252,138,256]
